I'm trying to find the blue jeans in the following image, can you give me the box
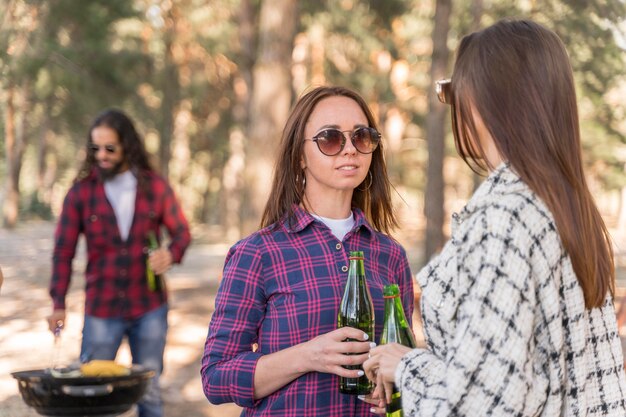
[80,304,168,417]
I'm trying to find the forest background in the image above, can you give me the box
[2,0,626,262]
[1,1,626,416]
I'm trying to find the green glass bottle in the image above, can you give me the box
[380,284,416,416]
[146,230,162,292]
[337,251,374,395]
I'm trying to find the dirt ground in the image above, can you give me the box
[0,221,243,417]
[1,220,625,417]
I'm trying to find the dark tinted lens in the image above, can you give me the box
[352,127,380,154]
[314,129,344,156]
[90,144,117,153]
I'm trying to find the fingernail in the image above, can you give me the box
[370,408,376,413]
[357,395,365,401]
[369,342,376,349]
[357,370,364,376]
[363,333,369,340]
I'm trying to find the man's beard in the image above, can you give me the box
[97,160,125,181]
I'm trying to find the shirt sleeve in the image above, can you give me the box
[50,186,82,310]
[201,238,266,407]
[397,207,540,416]
[160,181,191,263]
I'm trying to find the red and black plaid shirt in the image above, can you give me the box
[50,169,191,319]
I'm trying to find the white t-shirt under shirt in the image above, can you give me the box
[310,211,355,241]
[104,170,137,241]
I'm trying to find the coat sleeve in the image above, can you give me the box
[200,238,266,407]
[396,207,545,416]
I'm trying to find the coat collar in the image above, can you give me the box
[452,163,527,228]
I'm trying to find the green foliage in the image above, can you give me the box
[1,0,625,229]
[23,192,53,221]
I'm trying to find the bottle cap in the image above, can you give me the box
[383,284,400,297]
[348,250,364,260]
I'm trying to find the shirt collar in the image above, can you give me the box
[285,204,374,237]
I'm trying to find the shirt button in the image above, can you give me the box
[120,269,127,276]
[90,215,97,222]
[341,265,348,272]
[118,291,125,297]
[335,243,342,250]
[120,249,128,255]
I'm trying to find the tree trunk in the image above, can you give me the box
[424,0,452,262]
[3,85,29,228]
[617,164,626,236]
[243,0,297,234]
[158,3,181,178]
[36,101,54,216]
[221,0,257,240]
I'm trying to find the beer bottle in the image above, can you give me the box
[337,251,374,395]
[146,230,162,292]
[380,283,416,416]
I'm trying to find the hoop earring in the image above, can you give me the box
[358,171,373,191]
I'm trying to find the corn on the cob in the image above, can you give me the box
[80,360,131,377]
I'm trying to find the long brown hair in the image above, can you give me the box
[260,86,398,235]
[449,19,614,308]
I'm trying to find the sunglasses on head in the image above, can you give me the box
[305,127,381,156]
[436,78,452,105]
[89,144,119,154]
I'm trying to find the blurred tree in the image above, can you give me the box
[243,0,297,233]
[1,1,36,227]
[424,0,451,261]
[0,0,623,247]
[0,0,149,227]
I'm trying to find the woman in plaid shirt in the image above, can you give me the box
[364,19,626,416]
[201,86,414,416]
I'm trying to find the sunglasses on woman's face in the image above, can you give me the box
[436,78,452,105]
[305,127,381,156]
[89,144,119,154]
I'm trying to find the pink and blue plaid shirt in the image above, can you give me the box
[201,205,414,416]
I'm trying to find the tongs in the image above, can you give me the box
[48,320,81,378]
[51,320,64,370]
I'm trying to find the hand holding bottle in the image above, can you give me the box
[146,231,172,292]
[148,247,173,275]
[251,326,375,400]
[302,327,373,377]
[364,343,413,404]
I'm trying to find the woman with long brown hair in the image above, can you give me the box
[364,19,626,416]
[201,86,413,416]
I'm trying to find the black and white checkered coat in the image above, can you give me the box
[397,164,626,416]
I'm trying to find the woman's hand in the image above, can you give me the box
[302,326,374,378]
[358,392,386,415]
[253,326,375,399]
[363,343,412,403]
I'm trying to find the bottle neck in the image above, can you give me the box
[348,258,365,281]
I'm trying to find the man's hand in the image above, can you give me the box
[47,309,66,334]
[148,248,173,275]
